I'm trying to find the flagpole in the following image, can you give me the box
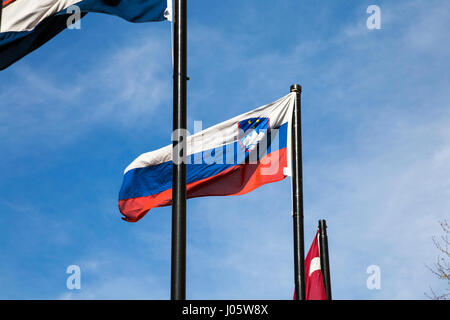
[171,0,187,300]
[318,219,332,300]
[290,84,306,300]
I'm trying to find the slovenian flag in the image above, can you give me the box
[0,0,170,70]
[119,93,296,222]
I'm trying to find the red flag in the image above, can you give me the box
[293,230,327,300]
[305,230,327,300]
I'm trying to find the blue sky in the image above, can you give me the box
[1,0,449,299]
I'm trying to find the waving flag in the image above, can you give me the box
[305,231,327,300]
[119,93,296,222]
[0,0,170,70]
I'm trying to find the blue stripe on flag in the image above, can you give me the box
[119,123,288,200]
[77,0,167,23]
[0,13,85,70]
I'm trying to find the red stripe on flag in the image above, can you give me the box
[119,148,288,222]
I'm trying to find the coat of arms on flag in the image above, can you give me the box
[238,117,270,152]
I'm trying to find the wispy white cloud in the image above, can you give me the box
[0,31,172,152]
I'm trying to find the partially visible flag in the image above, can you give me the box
[119,93,296,222]
[304,230,327,300]
[0,0,170,70]
[293,231,327,300]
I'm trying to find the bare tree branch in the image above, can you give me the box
[426,220,450,300]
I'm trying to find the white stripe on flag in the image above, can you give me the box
[124,93,295,174]
[1,0,82,32]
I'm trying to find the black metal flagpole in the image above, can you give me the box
[290,84,306,300]
[171,0,187,300]
[318,219,332,300]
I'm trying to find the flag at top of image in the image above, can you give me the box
[0,0,171,70]
[119,93,296,222]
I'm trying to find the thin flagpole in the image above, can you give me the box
[318,219,332,300]
[171,0,187,300]
[290,84,306,300]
